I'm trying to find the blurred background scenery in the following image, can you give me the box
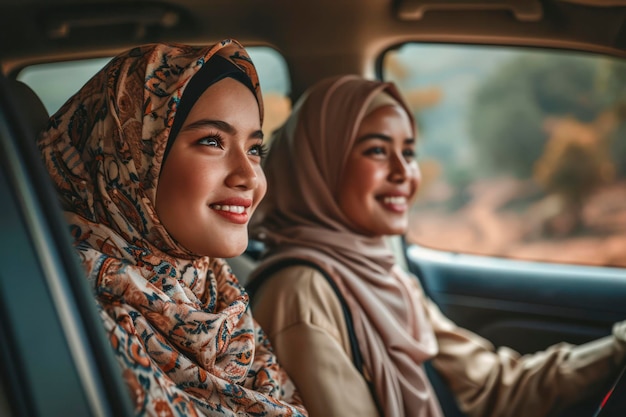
[384,44,626,268]
[20,43,626,268]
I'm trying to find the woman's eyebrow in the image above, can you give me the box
[356,133,393,143]
[356,133,415,144]
[182,119,263,139]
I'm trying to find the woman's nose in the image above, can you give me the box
[388,151,409,183]
[225,150,258,190]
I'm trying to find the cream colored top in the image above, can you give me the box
[251,265,626,417]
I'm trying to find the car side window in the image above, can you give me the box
[382,43,626,268]
[17,46,292,141]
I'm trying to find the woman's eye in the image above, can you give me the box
[198,135,223,148]
[402,148,416,161]
[364,146,386,157]
[249,143,268,159]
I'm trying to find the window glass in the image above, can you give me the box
[382,44,626,268]
[17,46,291,139]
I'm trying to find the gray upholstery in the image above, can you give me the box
[5,79,49,142]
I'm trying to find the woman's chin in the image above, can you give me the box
[379,222,409,237]
[183,240,248,259]
[219,242,249,259]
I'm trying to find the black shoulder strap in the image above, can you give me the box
[246,259,364,372]
[246,258,383,415]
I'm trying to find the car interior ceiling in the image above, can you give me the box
[0,0,625,98]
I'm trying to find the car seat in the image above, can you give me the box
[4,79,49,142]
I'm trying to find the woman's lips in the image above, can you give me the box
[378,195,409,213]
[209,198,252,224]
[211,204,246,214]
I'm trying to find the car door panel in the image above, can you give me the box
[406,244,626,416]
[407,245,626,352]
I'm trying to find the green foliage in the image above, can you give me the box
[602,59,626,176]
[610,122,626,176]
[469,53,606,178]
[600,59,626,106]
[534,120,614,206]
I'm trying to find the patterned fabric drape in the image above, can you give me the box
[38,40,306,417]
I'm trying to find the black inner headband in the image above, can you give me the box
[162,54,257,162]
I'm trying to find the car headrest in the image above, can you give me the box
[5,79,50,142]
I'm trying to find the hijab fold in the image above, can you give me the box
[39,40,305,417]
[251,75,442,417]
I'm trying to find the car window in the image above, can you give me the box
[382,43,626,268]
[17,46,292,140]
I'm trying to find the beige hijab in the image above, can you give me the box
[250,75,442,417]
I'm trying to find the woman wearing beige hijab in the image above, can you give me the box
[247,74,626,417]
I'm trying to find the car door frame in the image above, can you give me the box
[0,75,134,417]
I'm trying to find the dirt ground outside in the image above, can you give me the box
[407,177,626,268]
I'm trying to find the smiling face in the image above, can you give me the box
[155,77,266,258]
[338,103,420,237]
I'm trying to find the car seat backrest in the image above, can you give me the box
[5,79,49,142]
[227,254,258,286]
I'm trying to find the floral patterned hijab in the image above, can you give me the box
[38,40,305,416]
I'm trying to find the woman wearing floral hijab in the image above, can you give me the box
[248,75,626,417]
[38,39,306,416]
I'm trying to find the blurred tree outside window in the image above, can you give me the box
[17,46,292,142]
[383,44,626,268]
